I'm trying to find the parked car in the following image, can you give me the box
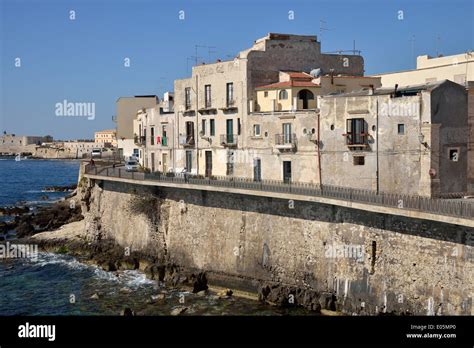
[91,148,102,158]
[125,160,139,172]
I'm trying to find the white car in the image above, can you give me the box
[91,149,102,158]
[125,160,139,172]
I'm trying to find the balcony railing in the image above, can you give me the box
[134,135,146,146]
[345,132,368,147]
[84,164,474,221]
[275,133,297,150]
[220,134,238,146]
[179,135,195,147]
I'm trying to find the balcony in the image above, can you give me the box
[220,134,238,147]
[220,99,238,112]
[179,135,195,147]
[345,133,369,148]
[275,133,297,151]
[134,135,146,146]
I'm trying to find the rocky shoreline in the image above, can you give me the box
[0,186,82,240]
[1,179,338,315]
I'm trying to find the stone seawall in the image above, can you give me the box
[81,178,474,315]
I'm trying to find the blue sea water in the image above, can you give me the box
[0,158,80,207]
[0,159,314,315]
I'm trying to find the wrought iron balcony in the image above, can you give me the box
[179,135,195,147]
[275,133,297,151]
[220,134,238,147]
[134,135,146,146]
[345,132,369,147]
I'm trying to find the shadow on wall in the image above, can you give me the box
[99,180,473,246]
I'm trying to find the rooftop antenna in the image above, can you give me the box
[435,35,441,57]
[409,35,416,68]
[319,19,331,41]
[194,45,217,65]
[207,46,217,62]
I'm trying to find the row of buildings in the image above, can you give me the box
[0,129,117,158]
[115,33,473,198]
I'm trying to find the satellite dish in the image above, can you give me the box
[310,68,322,78]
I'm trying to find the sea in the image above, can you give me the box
[0,158,313,315]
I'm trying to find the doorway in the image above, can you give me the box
[253,158,261,182]
[205,151,212,177]
[162,153,168,173]
[283,161,292,183]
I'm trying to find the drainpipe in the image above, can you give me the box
[317,111,322,187]
[195,74,199,175]
[376,97,380,194]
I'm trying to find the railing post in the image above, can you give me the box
[132,171,134,180]
[94,166,97,175]
[106,168,109,176]
[119,168,121,178]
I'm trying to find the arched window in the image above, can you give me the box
[279,89,288,100]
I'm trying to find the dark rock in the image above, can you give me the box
[191,272,208,293]
[121,307,135,316]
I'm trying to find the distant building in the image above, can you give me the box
[372,52,474,88]
[95,129,117,147]
[0,134,53,155]
[63,140,97,158]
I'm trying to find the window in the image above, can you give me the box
[453,74,466,85]
[210,119,215,136]
[353,156,365,165]
[253,124,261,136]
[397,124,405,135]
[346,118,368,146]
[226,83,234,106]
[201,119,206,135]
[279,90,288,100]
[185,87,192,110]
[449,148,459,162]
[205,85,212,108]
[264,91,268,98]
[150,127,155,145]
[238,118,241,135]
[162,125,168,146]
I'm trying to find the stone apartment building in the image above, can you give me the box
[173,33,365,177]
[372,52,474,191]
[95,129,117,147]
[130,34,469,198]
[248,71,381,183]
[133,99,175,172]
[319,80,468,197]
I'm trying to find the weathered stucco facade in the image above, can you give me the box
[319,80,468,196]
[83,178,474,315]
[172,33,364,177]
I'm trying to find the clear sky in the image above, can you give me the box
[1,0,473,139]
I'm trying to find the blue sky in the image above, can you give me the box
[1,0,473,139]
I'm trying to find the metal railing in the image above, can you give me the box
[84,164,474,220]
[220,134,238,146]
[275,133,297,146]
